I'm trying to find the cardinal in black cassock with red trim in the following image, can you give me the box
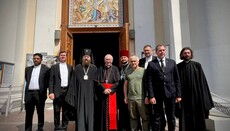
[177,47,214,131]
[94,54,120,131]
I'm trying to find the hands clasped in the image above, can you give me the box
[103,89,112,95]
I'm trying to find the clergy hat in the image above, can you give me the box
[120,50,129,57]
[82,48,92,56]
[80,48,95,64]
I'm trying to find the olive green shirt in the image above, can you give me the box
[126,67,145,100]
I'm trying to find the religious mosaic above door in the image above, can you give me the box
[69,0,123,28]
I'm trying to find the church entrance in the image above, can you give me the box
[73,33,120,67]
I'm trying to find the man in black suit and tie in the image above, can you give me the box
[146,44,181,131]
[24,53,50,131]
[49,51,73,131]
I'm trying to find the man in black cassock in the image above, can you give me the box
[94,54,120,131]
[177,47,214,131]
[65,49,97,131]
[117,50,132,131]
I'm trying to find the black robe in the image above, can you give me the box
[117,64,133,130]
[177,60,214,131]
[65,64,97,131]
[94,65,120,131]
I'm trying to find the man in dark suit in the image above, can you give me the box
[49,51,73,131]
[139,44,159,130]
[24,53,50,131]
[146,44,181,131]
[139,44,156,69]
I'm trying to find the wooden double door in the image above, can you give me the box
[60,0,129,67]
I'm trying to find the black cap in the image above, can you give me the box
[79,48,95,64]
[82,48,92,56]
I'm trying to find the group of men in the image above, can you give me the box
[24,44,213,131]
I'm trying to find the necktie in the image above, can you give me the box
[160,59,165,72]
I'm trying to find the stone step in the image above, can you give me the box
[206,108,230,131]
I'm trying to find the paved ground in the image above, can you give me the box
[0,108,179,131]
[0,109,76,131]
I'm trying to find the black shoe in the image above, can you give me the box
[36,129,44,131]
[61,127,67,131]
[54,126,62,131]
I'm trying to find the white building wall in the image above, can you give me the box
[186,0,230,99]
[0,0,29,87]
[33,0,56,55]
[133,0,155,58]
[0,0,19,63]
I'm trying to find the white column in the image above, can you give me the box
[163,0,182,62]
[34,0,56,55]
[133,0,155,58]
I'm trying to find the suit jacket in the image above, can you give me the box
[146,58,181,99]
[49,63,73,98]
[139,56,156,68]
[139,56,156,97]
[24,64,50,102]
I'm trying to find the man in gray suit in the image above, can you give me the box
[24,53,50,131]
[49,51,73,131]
[146,44,181,131]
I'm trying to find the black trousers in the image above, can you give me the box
[53,89,68,129]
[151,97,176,131]
[149,104,166,131]
[25,90,45,131]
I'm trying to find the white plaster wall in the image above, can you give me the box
[133,0,155,58]
[0,0,33,87]
[187,0,230,99]
[0,0,19,63]
[12,0,29,87]
[34,0,56,55]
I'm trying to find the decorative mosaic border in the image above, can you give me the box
[69,0,123,28]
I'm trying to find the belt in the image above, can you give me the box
[28,90,39,92]
[61,86,68,89]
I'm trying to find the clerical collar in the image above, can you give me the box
[184,60,191,63]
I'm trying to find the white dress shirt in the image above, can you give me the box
[157,57,166,67]
[59,62,68,87]
[28,64,41,90]
[144,56,153,69]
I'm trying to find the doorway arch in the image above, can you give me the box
[60,0,129,66]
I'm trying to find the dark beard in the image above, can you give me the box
[184,56,192,61]
[122,61,128,66]
[82,61,90,67]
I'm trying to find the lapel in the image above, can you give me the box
[27,66,34,84]
[153,58,163,73]
[154,58,167,74]
[57,63,61,79]
[164,58,170,74]
[38,64,44,86]
[67,64,72,79]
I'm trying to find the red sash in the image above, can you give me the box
[103,83,117,130]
